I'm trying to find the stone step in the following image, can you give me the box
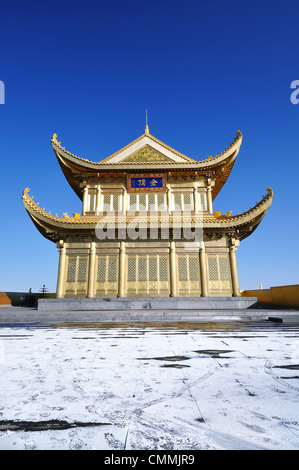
[38,296,258,311]
[0,307,298,324]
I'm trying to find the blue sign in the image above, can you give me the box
[131,177,163,189]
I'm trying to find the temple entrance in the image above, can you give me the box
[95,255,119,297]
[126,254,170,297]
[177,254,201,297]
[207,254,232,296]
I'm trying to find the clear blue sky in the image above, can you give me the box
[0,0,298,293]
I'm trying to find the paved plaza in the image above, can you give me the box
[0,319,298,450]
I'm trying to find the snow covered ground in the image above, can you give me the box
[0,321,298,450]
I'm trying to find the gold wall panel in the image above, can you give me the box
[177,255,201,296]
[64,255,88,297]
[126,254,169,296]
[96,255,118,297]
[207,254,232,296]
[62,243,232,299]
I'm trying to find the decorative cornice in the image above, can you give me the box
[51,130,242,168]
[22,186,273,242]
[51,130,243,200]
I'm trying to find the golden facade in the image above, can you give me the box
[22,126,273,298]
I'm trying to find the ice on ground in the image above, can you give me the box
[0,321,298,450]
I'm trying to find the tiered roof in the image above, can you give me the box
[51,127,243,200]
[22,186,273,243]
[22,127,273,243]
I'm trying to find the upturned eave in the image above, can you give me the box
[51,130,243,200]
[22,186,273,243]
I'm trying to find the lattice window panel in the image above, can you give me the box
[174,193,182,210]
[108,258,117,282]
[103,194,111,211]
[89,194,95,212]
[159,257,168,281]
[77,258,88,282]
[112,195,120,213]
[139,194,147,212]
[148,257,158,281]
[127,258,136,281]
[97,257,106,282]
[178,257,188,281]
[208,257,218,281]
[200,193,207,210]
[138,257,147,281]
[67,258,77,282]
[183,193,193,210]
[188,257,199,281]
[129,194,137,210]
[157,194,166,210]
[219,257,230,280]
[148,194,155,210]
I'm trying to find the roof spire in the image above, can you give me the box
[145,109,149,135]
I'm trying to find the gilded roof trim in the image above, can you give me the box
[51,130,242,169]
[22,186,273,242]
[51,130,243,201]
[99,133,196,164]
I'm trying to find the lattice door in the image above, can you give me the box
[65,256,88,297]
[177,254,201,296]
[96,255,118,297]
[207,254,231,296]
[126,254,169,296]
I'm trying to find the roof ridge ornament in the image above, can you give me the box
[145,109,149,135]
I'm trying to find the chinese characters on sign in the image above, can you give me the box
[137,178,158,187]
[131,177,163,189]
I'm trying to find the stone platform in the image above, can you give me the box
[0,303,299,324]
[38,296,258,312]
[0,297,298,325]
[24,297,294,323]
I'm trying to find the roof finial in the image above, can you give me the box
[145,109,149,135]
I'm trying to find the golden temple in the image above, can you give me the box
[22,126,273,298]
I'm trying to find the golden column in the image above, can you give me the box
[167,183,172,213]
[207,185,213,215]
[87,242,96,298]
[199,241,208,297]
[169,241,177,297]
[82,186,89,215]
[56,241,66,298]
[122,188,127,215]
[118,241,126,297]
[96,184,101,215]
[193,183,199,214]
[229,239,240,297]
